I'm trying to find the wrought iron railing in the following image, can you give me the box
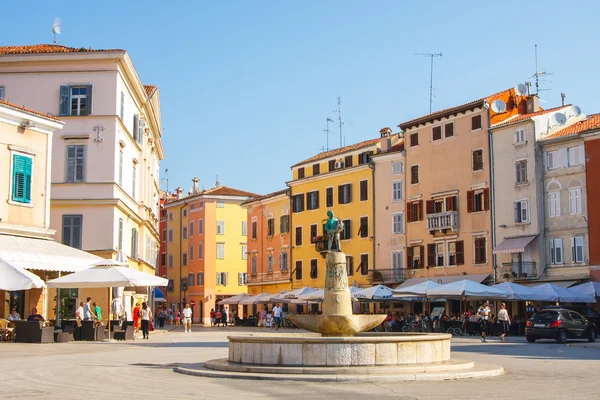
[369,268,407,284]
[247,270,291,284]
[501,261,537,280]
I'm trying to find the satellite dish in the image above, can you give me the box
[491,99,506,113]
[52,18,61,44]
[514,83,527,96]
[552,112,567,126]
[568,105,582,118]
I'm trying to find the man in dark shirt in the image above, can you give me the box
[27,308,44,322]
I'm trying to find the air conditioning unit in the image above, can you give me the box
[335,162,344,169]
[20,120,35,128]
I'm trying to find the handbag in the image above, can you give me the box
[149,320,154,331]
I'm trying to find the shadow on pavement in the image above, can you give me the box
[453,340,600,361]
[124,341,229,348]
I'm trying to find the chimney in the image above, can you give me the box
[379,127,392,153]
[192,177,200,193]
[176,187,183,199]
[526,95,540,113]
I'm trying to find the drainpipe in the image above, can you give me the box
[45,131,53,230]
[369,161,376,285]
[487,105,497,284]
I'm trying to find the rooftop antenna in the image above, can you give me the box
[161,168,169,193]
[323,117,334,151]
[52,18,61,44]
[214,175,220,187]
[527,44,552,95]
[415,52,442,113]
[336,97,343,148]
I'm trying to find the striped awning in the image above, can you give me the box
[493,235,537,254]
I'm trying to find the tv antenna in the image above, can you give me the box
[527,44,552,95]
[323,117,334,151]
[52,18,61,44]
[415,52,442,113]
[336,97,343,148]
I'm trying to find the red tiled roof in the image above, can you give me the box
[388,141,405,153]
[543,113,600,140]
[0,44,124,55]
[292,137,381,167]
[144,85,157,97]
[491,105,569,128]
[241,189,289,206]
[0,99,60,121]
[204,186,260,198]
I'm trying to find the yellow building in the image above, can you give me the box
[288,136,399,292]
[165,184,257,324]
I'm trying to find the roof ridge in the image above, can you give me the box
[0,44,125,55]
[291,136,383,167]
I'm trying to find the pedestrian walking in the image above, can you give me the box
[477,301,491,342]
[158,308,166,329]
[182,304,193,333]
[140,302,152,339]
[222,308,228,327]
[258,307,267,329]
[133,303,141,333]
[92,302,102,327]
[84,297,95,321]
[498,302,511,342]
[215,309,222,326]
[210,308,215,327]
[175,310,181,326]
[273,304,282,330]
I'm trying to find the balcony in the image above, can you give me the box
[501,261,538,280]
[369,268,407,284]
[427,211,459,233]
[247,270,291,285]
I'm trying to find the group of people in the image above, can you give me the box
[7,307,44,322]
[256,304,283,330]
[132,302,153,339]
[75,297,103,326]
[477,301,511,343]
[209,307,229,327]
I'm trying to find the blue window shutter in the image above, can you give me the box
[12,154,32,203]
[85,85,93,115]
[59,85,70,116]
[23,156,32,202]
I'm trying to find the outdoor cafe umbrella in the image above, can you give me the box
[426,279,509,300]
[568,282,600,299]
[219,293,252,305]
[298,286,362,301]
[239,292,276,305]
[392,280,442,297]
[0,260,45,291]
[272,286,318,301]
[47,259,168,340]
[352,284,393,300]
[492,282,547,301]
[529,283,595,303]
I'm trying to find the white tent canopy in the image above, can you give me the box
[529,283,595,303]
[427,279,509,300]
[47,265,168,289]
[298,286,362,301]
[0,260,45,291]
[392,280,442,297]
[272,286,317,300]
[568,282,600,298]
[219,293,253,305]
[492,282,547,301]
[239,292,276,305]
[353,284,393,300]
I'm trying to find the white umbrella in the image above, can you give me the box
[219,293,252,305]
[492,282,547,301]
[353,284,393,300]
[298,286,362,301]
[272,286,317,300]
[239,292,275,305]
[392,280,442,297]
[568,282,600,299]
[530,283,595,303]
[427,279,509,300]
[0,260,45,291]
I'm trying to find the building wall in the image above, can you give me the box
[585,137,600,265]
[165,201,185,310]
[187,199,206,323]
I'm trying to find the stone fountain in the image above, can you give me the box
[175,211,503,381]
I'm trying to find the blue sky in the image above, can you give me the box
[3,1,599,195]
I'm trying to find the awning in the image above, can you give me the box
[395,274,490,289]
[154,287,165,300]
[0,234,103,273]
[493,235,537,254]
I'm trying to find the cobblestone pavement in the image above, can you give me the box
[1,326,598,400]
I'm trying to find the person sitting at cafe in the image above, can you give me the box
[8,308,21,321]
[27,308,44,322]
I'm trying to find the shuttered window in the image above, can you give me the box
[297,167,305,179]
[338,184,352,204]
[360,180,368,201]
[326,187,334,207]
[359,216,368,238]
[62,215,83,249]
[474,237,486,264]
[340,219,351,240]
[360,254,369,275]
[444,122,454,138]
[313,164,320,175]
[65,145,86,182]
[472,149,483,171]
[310,259,318,279]
[280,215,289,233]
[267,218,275,236]
[295,260,303,280]
[471,115,482,130]
[410,165,419,184]
[60,85,92,116]
[307,191,319,210]
[410,132,419,147]
[345,155,353,168]
[11,154,32,204]
[432,126,442,141]
[295,226,303,246]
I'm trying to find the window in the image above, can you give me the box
[280,252,289,271]
[548,191,560,217]
[190,221,195,236]
[447,242,457,265]
[198,243,203,259]
[120,91,125,120]
[293,194,305,212]
[242,221,248,236]
[328,159,336,171]
[217,243,225,259]
[0,86,4,100]
[11,154,32,204]
[569,188,582,215]
[444,122,454,138]
[169,212,173,220]
[359,180,368,201]
[359,216,369,238]
[132,114,144,145]
[472,149,484,171]
[197,272,204,286]
[514,199,530,223]
[410,132,419,147]
[410,165,419,184]
[168,229,173,242]
[189,245,194,261]
[392,181,403,201]
[168,254,173,268]
[160,253,166,266]
[568,146,583,166]
[118,218,124,250]
[326,187,334,207]
[392,161,403,174]
[295,260,303,280]
[251,255,258,274]
[359,151,372,165]
[472,114,482,130]
[474,237,486,264]
[216,272,227,286]
[280,215,289,233]
[514,129,526,143]
[392,213,403,234]
[338,184,352,204]
[217,201,224,208]
[571,236,584,263]
[359,254,369,275]
[391,251,403,270]
[550,238,563,264]
[298,167,305,179]
[183,209,187,217]
[132,165,137,200]
[65,145,86,182]
[345,155,353,168]
[313,164,320,175]
[60,85,92,116]
[310,224,318,242]
[340,220,351,240]
[515,160,528,184]
[118,150,123,186]
[432,126,442,141]
[182,227,187,240]
[188,273,195,287]
[307,191,319,210]
[268,254,273,273]
[62,215,83,249]
[467,188,489,213]
[426,243,445,267]
[407,200,423,222]
[546,150,558,170]
[131,228,138,258]
[217,220,225,235]
[238,272,248,285]
[251,220,258,239]
[346,255,354,276]
[310,259,318,279]
[408,246,423,269]
[267,218,275,236]
[295,226,303,246]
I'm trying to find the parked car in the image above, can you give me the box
[525,308,597,343]
[542,305,600,328]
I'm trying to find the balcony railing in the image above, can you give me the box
[248,270,291,284]
[501,261,538,280]
[427,211,459,233]
[369,268,407,284]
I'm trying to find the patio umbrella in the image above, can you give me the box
[47,261,168,340]
[392,280,442,297]
[567,282,600,299]
[239,292,276,305]
[427,279,509,300]
[492,282,547,301]
[219,293,252,305]
[272,286,317,300]
[298,286,362,301]
[529,283,595,303]
[0,260,45,291]
[352,284,393,300]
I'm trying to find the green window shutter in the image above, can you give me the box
[59,85,70,116]
[12,154,32,203]
[24,156,32,202]
[85,85,93,115]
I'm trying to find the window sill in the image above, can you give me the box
[473,262,488,266]
[514,141,528,146]
[7,200,34,208]
[471,210,487,215]
[514,221,531,226]
[471,128,482,132]
[515,182,530,188]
